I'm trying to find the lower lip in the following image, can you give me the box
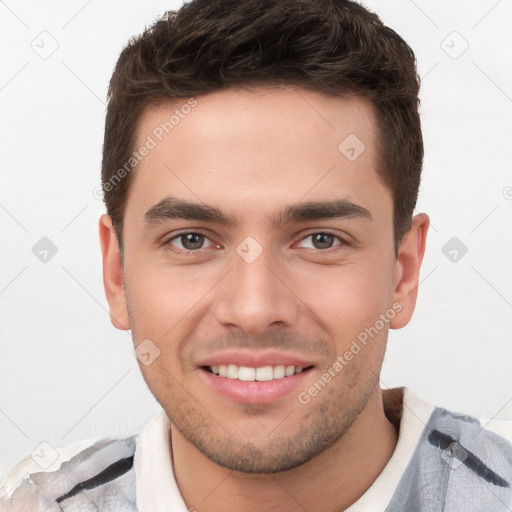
[199,368,312,405]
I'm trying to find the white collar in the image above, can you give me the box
[134,408,188,512]
[345,387,434,511]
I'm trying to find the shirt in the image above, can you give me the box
[1,387,511,511]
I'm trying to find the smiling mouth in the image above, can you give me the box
[203,364,313,382]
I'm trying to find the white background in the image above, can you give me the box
[1,0,511,478]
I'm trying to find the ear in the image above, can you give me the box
[390,213,429,329]
[98,214,130,330]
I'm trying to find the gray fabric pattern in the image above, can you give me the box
[0,437,137,512]
[385,407,512,511]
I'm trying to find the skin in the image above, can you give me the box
[99,86,428,511]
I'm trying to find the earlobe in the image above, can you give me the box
[390,213,429,329]
[98,214,130,330]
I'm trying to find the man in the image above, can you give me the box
[1,0,511,510]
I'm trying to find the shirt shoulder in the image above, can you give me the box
[0,436,138,512]
[387,404,512,511]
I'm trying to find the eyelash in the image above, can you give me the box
[162,230,350,256]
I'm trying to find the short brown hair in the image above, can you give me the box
[102,0,423,253]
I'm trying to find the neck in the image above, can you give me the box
[171,387,399,512]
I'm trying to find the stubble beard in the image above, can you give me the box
[164,364,380,474]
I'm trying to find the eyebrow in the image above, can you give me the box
[144,196,372,228]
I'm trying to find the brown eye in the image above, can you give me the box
[180,233,205,250]
[298,233,342,250]
[167,232,212,251]
[312,233,335,249]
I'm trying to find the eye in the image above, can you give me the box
[297,232,345,250]
[165,232,216,252]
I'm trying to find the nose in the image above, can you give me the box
[212,243,300,335]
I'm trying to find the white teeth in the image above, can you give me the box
[209,364,307,381]
[273,365,286,379]
[238,366,255,381]
[227,364,238,379]
[256,366,273,381]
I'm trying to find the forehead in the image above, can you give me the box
[126,87,389,225]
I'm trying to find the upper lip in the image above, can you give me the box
[196,350,315,369]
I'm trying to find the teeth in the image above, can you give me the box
[208,364,306,381]
[238,366,255,381]
[273,365,285,379]
[227,364,238,379]
[255,366,273,381]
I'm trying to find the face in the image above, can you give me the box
[101,86,425,473]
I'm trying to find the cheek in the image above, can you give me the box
[124,259,219,384]
[124,253,217,338]
[292,258,394,341]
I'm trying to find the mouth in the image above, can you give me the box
[197,353,315,405]
[203,364,311,381]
